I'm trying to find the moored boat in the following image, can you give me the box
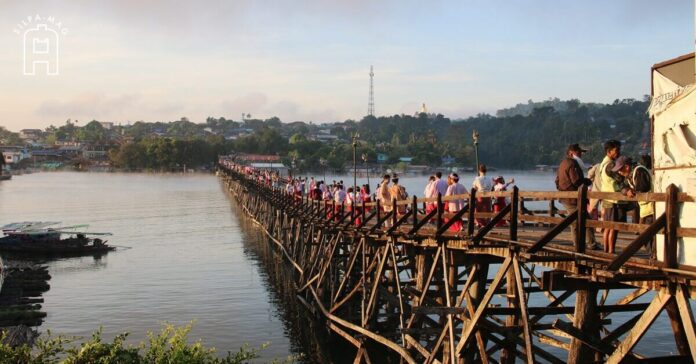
[0,222,115,256]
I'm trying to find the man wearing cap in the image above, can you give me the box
[614,156,655,256]
[556,144,595,245]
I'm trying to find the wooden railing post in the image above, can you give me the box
[392,198,398,227]
[576,185,588,254]
[467,188,477,236]
[350,198,355,222]
[376,199,381,226]
[436,193,443,232]
[361,199,366,226]
[549,200,556,218]
[412,195,418,229]
[509,186,519,241]
[332,200,336,221]
[665,184,680,268]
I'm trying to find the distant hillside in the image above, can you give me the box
[1,97,652,171]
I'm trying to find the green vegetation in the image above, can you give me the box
[0,97,651,171]
[0,323,278,364]
[108,136,228,171]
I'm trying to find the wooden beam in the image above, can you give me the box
[606,214,666,271]
[455,257,512,356]
[513,258,534,363]
[527,210,578,254]
[553,319,614,355]
[472,203,511,244]
[606,289,671,364]
[675,283,696,362]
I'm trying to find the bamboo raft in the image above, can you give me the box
[219,165,696,364]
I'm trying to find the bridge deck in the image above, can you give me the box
[218,162,696,364]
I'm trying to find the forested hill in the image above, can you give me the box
[348,97,650,169]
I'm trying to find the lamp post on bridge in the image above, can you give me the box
[472,130,480,172]
[361,153,369,188]
[291,156,296,179]
[319,158,327,183]
[352,133,360,197]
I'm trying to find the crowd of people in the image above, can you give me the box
[222,141,655,257]
[555,141,653,256]
[281,168,518,233]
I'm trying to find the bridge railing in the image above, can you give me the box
[219,162,696,275]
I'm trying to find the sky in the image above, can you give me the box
[0,0,693,130]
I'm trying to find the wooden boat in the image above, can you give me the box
[0,222,115,256]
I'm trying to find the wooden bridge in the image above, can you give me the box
[218,164,696,364]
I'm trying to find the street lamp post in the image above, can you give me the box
[319,158,327,182]
[472,130,480,172]
[352,133,359,196]
[361,153,369,188]
[291,156,296,178]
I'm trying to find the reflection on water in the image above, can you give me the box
[0,172,300,361]
[233,209,348,363]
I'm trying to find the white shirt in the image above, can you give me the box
[472,175,492,192]
[347,191,362,205]
[424,180,437,198]
[322,190,332,200]
[334,189,346,203]
[494,182,510,204]
[446,182,468,211]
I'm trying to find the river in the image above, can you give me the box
[0,170,680,361]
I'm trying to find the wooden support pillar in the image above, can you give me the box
[666,297,690,356]
[664,184,679,268]
[500,253,519,364]
[568,286,599,364]
[464,255,489,363]
[412,195,418,229]
[664,184,690,355]
[569,184,599,363]
[509,186,519,241]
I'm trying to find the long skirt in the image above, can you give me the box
[492,197,507,227]
[444,205,463,232]
[475,197,492,227]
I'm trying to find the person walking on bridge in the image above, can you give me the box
[434,171,448,198]
[424,175,438,215]
[599,139,628,254]
[472,164,492,227]
[614,155,654,258]
[556,144,594,245]
[445,173,467,232]
[379,174,392,213]
[389,177,408,215]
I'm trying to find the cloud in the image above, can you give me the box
[36,93,141,119]
[219,92,339,122]
[220,93,269,115]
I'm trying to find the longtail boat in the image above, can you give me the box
[0,222,115,256]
